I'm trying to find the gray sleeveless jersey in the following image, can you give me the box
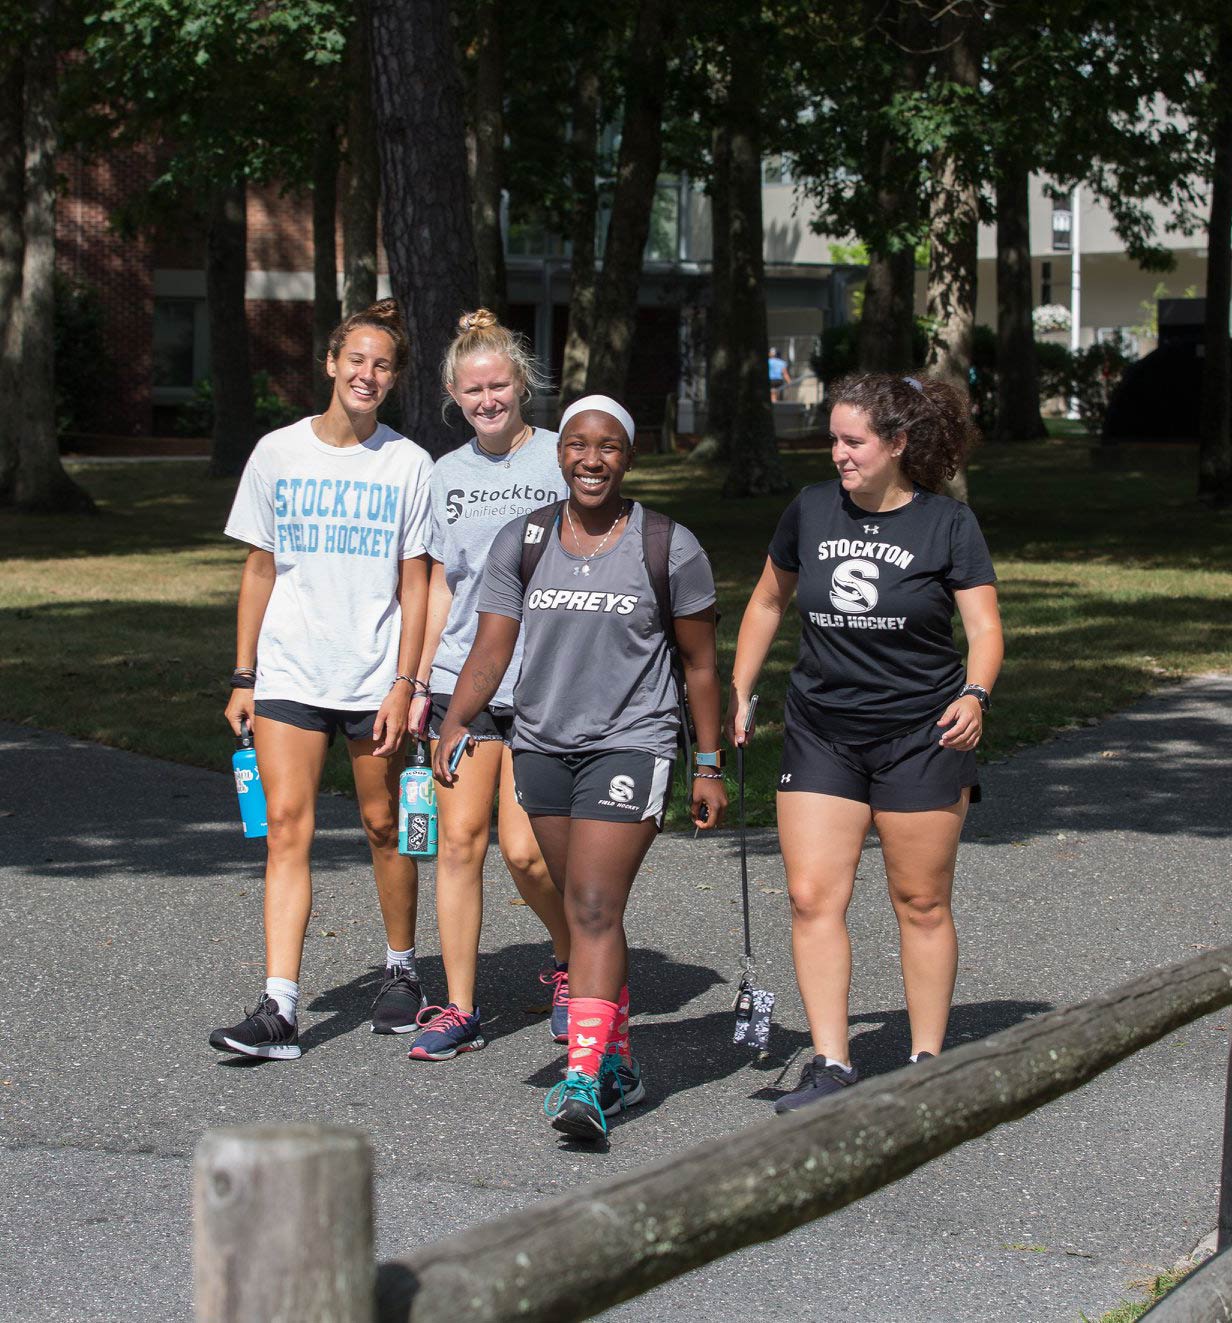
[477,502,715,757]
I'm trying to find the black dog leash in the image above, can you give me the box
[733,695,774,1050]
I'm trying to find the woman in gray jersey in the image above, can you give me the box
[435,394,727,1142]
[405,310,571,1063]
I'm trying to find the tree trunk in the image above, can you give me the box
[206,181,258,478]
[993,152,1045,443]
[857,2,923,375]
[583,0,670,401]
[690,120,734,465]
[13,1,93,514]
[1199,19,1232,508]
[558,60,599,410]
[313,120,341,412]
[342,0,379,318]
[469,0,507,319]
[722,37,789,498]
[859,247,916,373]
[923,4,982,502]
[370,0,477,458]
[0,48,24,505]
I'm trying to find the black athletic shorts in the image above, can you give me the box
[512,748,674,827]
[778,711,981,812]
[254,699,377,745]
[428,695,515,747]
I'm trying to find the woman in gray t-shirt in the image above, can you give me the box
[435,394,728,1142]
[406,310,571,1065]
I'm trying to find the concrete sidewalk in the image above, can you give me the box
[1,676,1229,1322]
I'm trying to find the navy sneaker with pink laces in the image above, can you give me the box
[540,963,569,1042]
[407,1003,486,1061]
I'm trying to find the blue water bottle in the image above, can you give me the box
[398,737,437,857]
[232,718,268,839]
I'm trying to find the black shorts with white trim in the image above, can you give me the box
[512,748,674,827]
[779,704,981,812]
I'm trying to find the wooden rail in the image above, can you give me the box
[193,946,1232,1323]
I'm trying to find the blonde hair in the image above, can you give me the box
[441,308,551,403]
[327,299,409,373]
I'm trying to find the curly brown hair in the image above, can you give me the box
[326,298,410,373]
[827,373,978,492]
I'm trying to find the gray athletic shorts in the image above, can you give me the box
[428,695,515,746]
[512,749,674,827]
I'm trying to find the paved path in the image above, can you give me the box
[1,676,1230,1322]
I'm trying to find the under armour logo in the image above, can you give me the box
[524,523,545,544]
[780,773,792,784]
[863,524,879,534]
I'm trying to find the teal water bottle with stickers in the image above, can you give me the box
[398,736,437,857]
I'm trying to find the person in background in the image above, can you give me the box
[212,299,433,1060]
[768,347,792,402]
[728,372,1002,1113]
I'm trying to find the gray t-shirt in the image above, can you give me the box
[425,428,565,706]
[478,502,717,757]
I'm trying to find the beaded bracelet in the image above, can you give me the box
[692,771,724,780]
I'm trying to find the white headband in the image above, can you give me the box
[558,394,636,447]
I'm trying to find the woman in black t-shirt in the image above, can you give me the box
[727,372,1003,1115]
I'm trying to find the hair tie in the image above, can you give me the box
[903,376,924,393]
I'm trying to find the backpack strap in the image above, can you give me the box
[518,501,564,592]
[640,506,676,649]
[639,505,694,775]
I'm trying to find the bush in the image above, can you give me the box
[54,275,110,437]
[1071,334,1132,436]
[1034,339,1073,403]
[809,318,930,386]
[170,372,299,438]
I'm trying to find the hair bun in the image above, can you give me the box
[366,298,402,325]
[458,307,499,333]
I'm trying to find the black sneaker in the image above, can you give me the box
[209,994,301,1060]
[544,1070,608,1141]
[912,1051,935,1063]
[598,1050,647,1116]
[371,965,426,1034]
[773,1056,858,1114]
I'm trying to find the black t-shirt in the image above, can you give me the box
[767,481,996,742]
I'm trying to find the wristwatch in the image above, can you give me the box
[694,750,726,771]
[958,684,990,713]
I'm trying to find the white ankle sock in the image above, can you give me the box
[264,977,299,1023]
[386,945,416,975]
[822,1056,853,1073]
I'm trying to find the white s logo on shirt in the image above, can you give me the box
[829,558,879,614]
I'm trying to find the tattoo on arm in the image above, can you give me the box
[471,663,498,695]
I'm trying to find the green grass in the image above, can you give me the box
[1,440,1229,822]
[1087,1266,1193,1321]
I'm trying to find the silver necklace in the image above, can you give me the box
[565,500,627,576]
[475,423,532,470]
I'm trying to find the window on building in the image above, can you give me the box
[1040,260,1052,304]
[153,299,198,388]
[763,155,791,185]
[644,182,680,263]
[1051,204,1072,253]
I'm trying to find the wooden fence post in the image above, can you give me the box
[194,1125,374,1323]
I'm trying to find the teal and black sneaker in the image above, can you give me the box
[597,1049,646,1116]
[544,1069,607,1140]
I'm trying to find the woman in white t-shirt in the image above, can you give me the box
[403,309,569,1064]
[209,299,434,1061]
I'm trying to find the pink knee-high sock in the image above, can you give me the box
[567,997,619,1078]
[608,984,631,1062]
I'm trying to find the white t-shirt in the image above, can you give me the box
[225,417,433,709]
